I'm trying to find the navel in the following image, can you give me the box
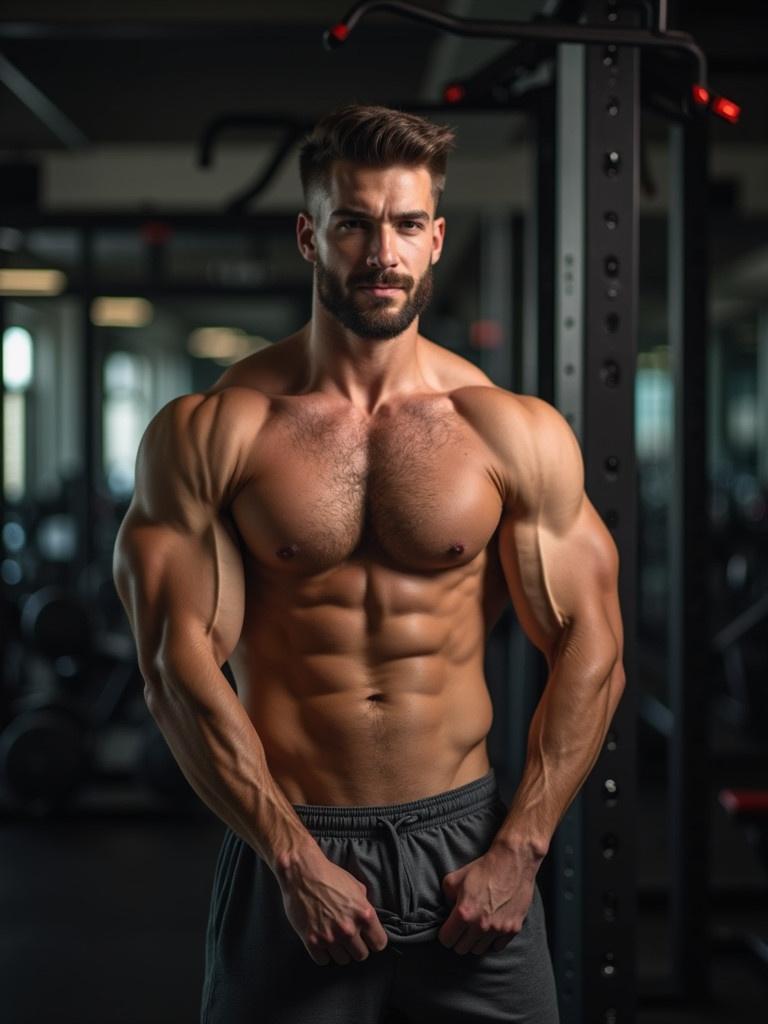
[276,543,299,560]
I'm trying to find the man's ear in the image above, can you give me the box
[431,216,446,265]
[296,210,317,264]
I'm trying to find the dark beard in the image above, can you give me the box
[315,258,434,340]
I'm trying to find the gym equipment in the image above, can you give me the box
[0,586,93,810]
[2,576,198,810]
[713,591,768,738]
[0,587,143,813]
[19,584,93,659]
[76,559,127,633]
[716,788,768,971]
[0,690,91,814]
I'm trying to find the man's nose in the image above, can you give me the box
[366,226,398,268]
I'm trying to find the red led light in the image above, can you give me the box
[469,319,503,349]
[691,84,710,106]
[330,23,349,42]
[720,789,768,815]
[443,83,465,104]
[141,221,172,245]
[712,96,741,124]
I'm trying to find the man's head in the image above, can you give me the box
[296,105,456,341]
[299,104,456,215]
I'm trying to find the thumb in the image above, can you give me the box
[442,871,458,897]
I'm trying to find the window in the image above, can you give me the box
[102,350,151,497]
[3,325,34,501]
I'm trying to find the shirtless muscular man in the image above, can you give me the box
[113,104,625,1024]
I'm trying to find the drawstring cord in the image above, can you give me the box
[375,812,421,918]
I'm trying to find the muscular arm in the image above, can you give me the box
[112,389,317,875]
[487,392,626,859]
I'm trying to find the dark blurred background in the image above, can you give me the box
[1,2,767,1022]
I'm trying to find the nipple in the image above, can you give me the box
[277,544,299,560]
[448,542,465,556]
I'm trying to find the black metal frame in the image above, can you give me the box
[550,4,640,1019]
[664,108,711,1001]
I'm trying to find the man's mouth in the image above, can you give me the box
[356,283,405,296]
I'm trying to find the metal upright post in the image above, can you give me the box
[581,13,639,1022]
[528,84,557,403]
[667,111,711,1002]
[551,4,639,1020]
[551,42,586,1024]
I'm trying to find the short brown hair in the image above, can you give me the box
[299,104,456,213]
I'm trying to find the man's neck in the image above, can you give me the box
[299,308,429,415]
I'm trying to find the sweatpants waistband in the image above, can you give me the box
[291,769,500,837]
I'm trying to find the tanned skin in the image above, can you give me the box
[113,160,625,968]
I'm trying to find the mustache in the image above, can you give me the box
[350,273,414,289]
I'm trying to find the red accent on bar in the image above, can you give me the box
[712,96,741,124]
[443,83,466,104]
[469,319,504,349]
[691,84,710,106]
[719,789,768,816]
[330,23,349,41]
[140,221,172,245]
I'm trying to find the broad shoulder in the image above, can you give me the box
[207,334,305,395]
[418,336,495,390]
[154,386,269,443]
[451,387,584,515]
[136,387,268,514]
[450,385,562,448]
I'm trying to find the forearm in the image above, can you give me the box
[143,642,319,879]
[492,636,625,861]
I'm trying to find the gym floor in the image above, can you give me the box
[1,775,765,1024]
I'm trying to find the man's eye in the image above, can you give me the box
[340,219,364,229]
[400,221,422,230]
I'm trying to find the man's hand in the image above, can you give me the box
[437,843,539,955]
[278,845,389,966]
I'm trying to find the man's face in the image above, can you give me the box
[297,161,446,340]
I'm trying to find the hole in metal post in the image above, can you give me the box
[603,151,621,177]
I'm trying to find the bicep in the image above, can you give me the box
[112,393,246,677]
[114,510,245,677]
[499,496,621,670]
[496,396,622,670]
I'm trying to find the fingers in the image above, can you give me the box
[469,933,499,955]
[361,911,389,955]
[307,906,389,966]
[441,918,520,956]
[437,909,467,949]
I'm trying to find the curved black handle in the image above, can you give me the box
[197,114,310,213]
[323,0,707,87]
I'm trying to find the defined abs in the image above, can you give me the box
[243,669,493,805]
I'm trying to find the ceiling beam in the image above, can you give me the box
[0,52,87,147]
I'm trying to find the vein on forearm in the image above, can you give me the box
[497,621,623,854]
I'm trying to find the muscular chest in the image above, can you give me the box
[231,395,503,573]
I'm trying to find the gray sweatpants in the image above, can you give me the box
[201,768,560,1023]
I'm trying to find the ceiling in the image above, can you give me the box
[0,0,766,155]
[1,0,766,328]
